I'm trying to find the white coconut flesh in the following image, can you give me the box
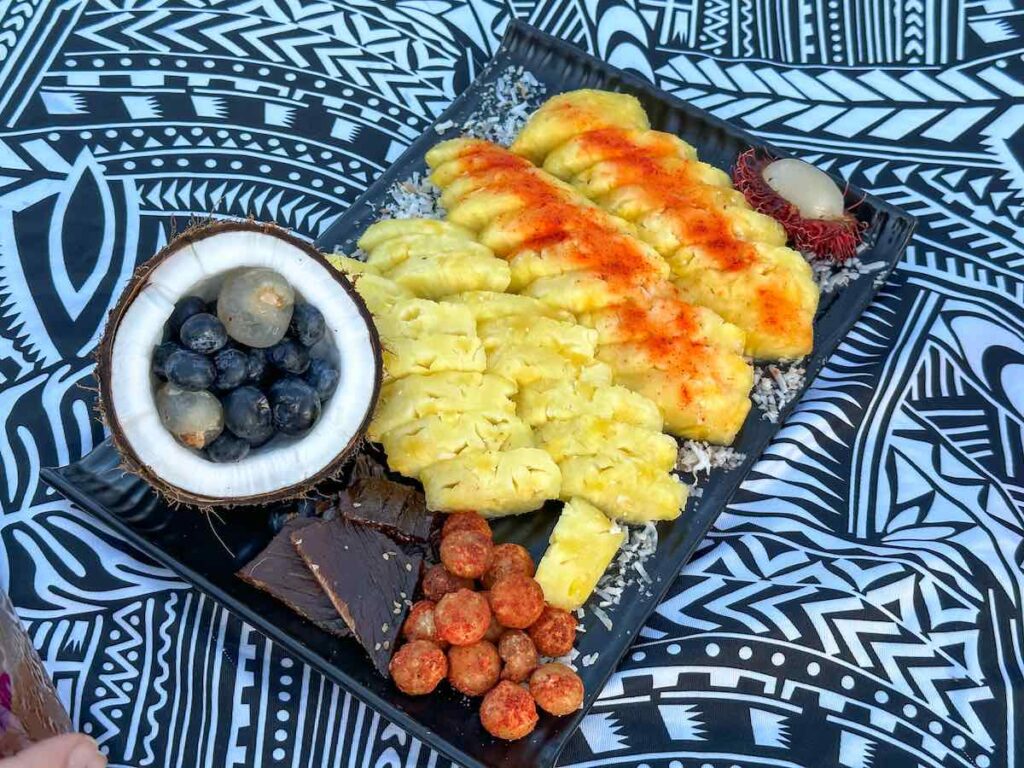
[762,158,846,220]
[109,228,378,501]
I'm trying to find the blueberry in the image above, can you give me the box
[205,431,250,463]
[212,348,248,391]
[267,338,310,374]
[245,348,267,383]
[269,377,321,434]
[164,349,215,390]
[180,312,228,354]
[305,358,339,401]
[247,426,276,448]
[223,386,273,441]
[167,295,206,338]
[152,341,182,379]
[290,303,326,347]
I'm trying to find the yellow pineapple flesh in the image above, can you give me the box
[420,448,561,517]
[516,379,663,430]
[536,416,678,472]
[384,251,511,299]
[534,497,625,610]
[357,218,473,251]
[573,155,731,199]
[382,334,485,380]
[369,372,516,442]
[541,128,698,180]
[444,291,574,323]
[487,344,587,388]
[478,316,598,362]
[380,411,533,477]
[558,454,688,523]
[346,273,413,315]
[596,183,746,224]
[510,89,649,165]
[374,298,475,340]
[365,234,490,273]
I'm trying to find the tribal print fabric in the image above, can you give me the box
[0,2,1022,767]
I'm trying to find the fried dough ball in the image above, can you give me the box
[389,640,447,696]
[440,529,493,579]
[530,663,584,716]
[421,563,473,602]
[402,600,444,646]
[434,589,491,646]
[442,511,492,540]
[482,543,535,589]
[528,605,577,657]
[489,574,545,629]
[498,630,539,683]
[480,680,539,740]
[448,640,501,696]
[481,595,504,643]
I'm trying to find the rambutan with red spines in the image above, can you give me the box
[733,149,865,263]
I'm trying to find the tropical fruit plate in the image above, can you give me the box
[43,20,915,768]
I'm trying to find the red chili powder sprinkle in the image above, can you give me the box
[579,154,758,272]
[451,142,716,373]
[755,286,808,350]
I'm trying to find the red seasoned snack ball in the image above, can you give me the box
[421,563,473,602]
[481,596,504,643]
[498,630,539,683]
[489,574,545,629]
[402,600,444,646]
[389,640,447,696]
[528,605,577,658]
[448,640,501,697]
[440,529,493,579]
[482,543,535,589]
[530,663,584,716]
[434,589,491,646]
[442,511,492,541]
[480,680,539,741]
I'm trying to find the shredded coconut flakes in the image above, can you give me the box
[676,440,746,477]
[368,67,545,225]
[379,171,443,221]
[546,647,581,672]
[586,521,660,628]
[807,251,886,294]
[752,361,807,422]
[458,67,546,147]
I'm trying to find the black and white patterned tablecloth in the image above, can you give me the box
[1,2,1022,767]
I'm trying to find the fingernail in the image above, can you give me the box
[68,740,106,768]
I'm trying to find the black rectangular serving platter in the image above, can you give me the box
[43,20,916,768]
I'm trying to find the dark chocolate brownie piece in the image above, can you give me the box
[292,517,422,677]
[237,517,350,637]
[338,477,438,545]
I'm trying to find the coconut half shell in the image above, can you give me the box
[96,219,382,508]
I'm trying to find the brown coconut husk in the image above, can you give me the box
[94,218,382,510]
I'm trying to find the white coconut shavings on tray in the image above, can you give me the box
[379,172,444,221]
[676,440,746,477]
[752,361,807,422]
[585,521,660,632]
[455,67,546,146]
[809,254,887,293]
[372,68,546,224]
[546,647,582,672]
